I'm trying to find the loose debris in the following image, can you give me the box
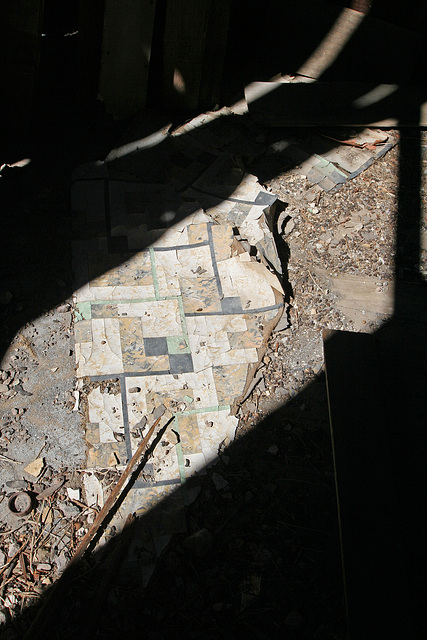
[0,468,87,624]
[1,84,426,638]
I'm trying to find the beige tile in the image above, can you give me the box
[197,408,238,454]
[76,319,124,377]
[87,386,124,443]
[116,300,182,336]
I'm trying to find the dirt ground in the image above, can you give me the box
[1,91,426,639]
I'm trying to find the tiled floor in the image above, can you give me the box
[71,112,284,549]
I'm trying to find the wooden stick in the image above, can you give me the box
[70,411,164,565]
[24,409,167,640]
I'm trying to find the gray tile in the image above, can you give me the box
[169,354,194,374]
[144,337,169,356]
[221,297,243,313]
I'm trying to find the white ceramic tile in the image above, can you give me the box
[88,386,124,443]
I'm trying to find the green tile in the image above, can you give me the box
[76,301,92,320]
[167,335,191,354]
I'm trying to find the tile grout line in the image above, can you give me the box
[153,240,210,252]
[173,415,187,487]
[207,222,224,300]
[149,246,161,300]
[78,299,282,317]
[119,373,133,463]
[185,303,283,316]
[176,295,190,346]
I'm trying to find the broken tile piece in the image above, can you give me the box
[24,458,44,478]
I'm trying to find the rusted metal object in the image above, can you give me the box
[70,408,167,565]
[7,491,35,516]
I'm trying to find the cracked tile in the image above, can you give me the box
[73,128,283,548]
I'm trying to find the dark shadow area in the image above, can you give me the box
[1,1,427,639]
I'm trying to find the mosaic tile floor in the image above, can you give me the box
[71,111,284,553]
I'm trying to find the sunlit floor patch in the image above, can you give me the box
[71,113,284,570]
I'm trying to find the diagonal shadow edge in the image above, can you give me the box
[0,7,426,639]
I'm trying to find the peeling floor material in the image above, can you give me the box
[71,114,284,538]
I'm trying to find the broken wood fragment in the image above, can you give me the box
[24,408,169,640]
[70,407,167,565]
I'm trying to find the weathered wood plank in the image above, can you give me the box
[162,0,230,110]
[323,329,413,639]
[162,0,210,110]
[78,0,105,103]
[2,0,44,131]
[98,0,157,119]
[198,0,231,109]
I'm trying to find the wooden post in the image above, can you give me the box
[1,0,45,132]
[98,0,157,119]
[162,0,230,110]
[78,0,105,104]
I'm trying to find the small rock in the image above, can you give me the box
[0,383,9,393]
[6,480,27,489]
[212,472,229,492]
[183,528,213,558]
[58,502,79,518]
[54,551,68,573]
[24,457,45,478]
[129,386,141,394]
[8,542,19,558]
[245,401,257,414]
[285,611,304,629]
[284,218,295,234]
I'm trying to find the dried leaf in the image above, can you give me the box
[36,477,65,501]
